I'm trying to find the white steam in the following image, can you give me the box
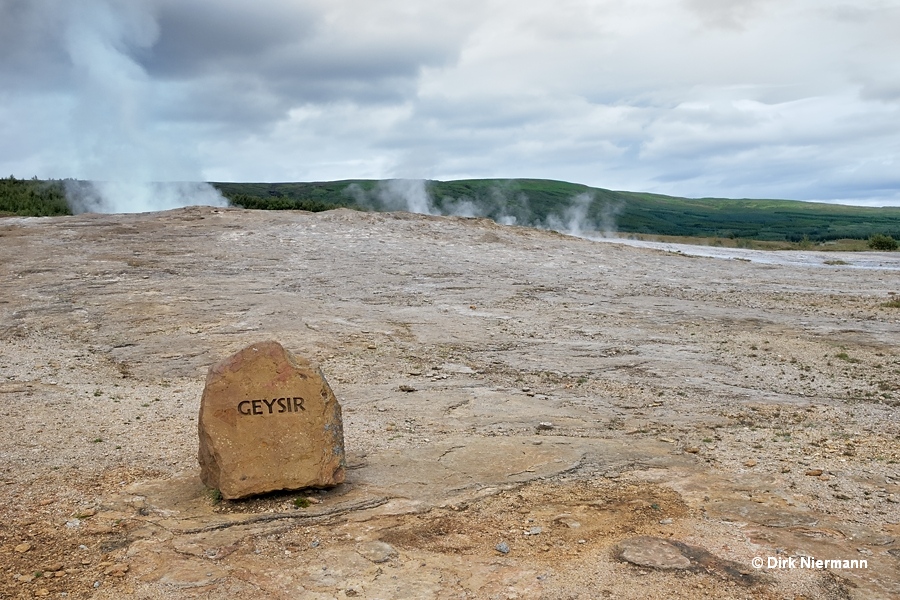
[345,179,436,215]
[65,180,227,214]
[545,192,593,237]
[345,179,621,238]
[61,0,225,213]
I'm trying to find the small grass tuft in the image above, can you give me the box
[835,352,860,363]
[293,497,311,509]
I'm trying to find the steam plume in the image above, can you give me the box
[346,179,622,238]
[61,0,225,213]
[345,180,435,215]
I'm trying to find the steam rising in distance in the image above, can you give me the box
[346,179,623,239]
[60,0,225,213]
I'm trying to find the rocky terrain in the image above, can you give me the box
[1,206,898,599]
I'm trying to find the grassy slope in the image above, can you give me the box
[2,176,899,244]
[213,179,900,243]
[617,191,900,241]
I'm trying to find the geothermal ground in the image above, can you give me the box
[1,206,899,599]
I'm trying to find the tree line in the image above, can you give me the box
[1,176,897,250]
[0,176,71,216]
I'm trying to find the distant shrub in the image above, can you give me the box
[0,176,71,216]
[868,234,898,251]
[225,192,344,212]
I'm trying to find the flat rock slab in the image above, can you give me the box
[198,340,345,499]
[357,540,398,563]
[616,536,759,585]
[616,536,692,569]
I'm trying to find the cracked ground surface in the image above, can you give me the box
[1,207,899,599]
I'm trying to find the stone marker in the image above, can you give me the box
[198,340,346,499]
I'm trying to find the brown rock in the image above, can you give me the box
[104,563,130,577]
[805,469,824,477]
[198,340,346,499]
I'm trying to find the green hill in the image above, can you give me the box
[213,179,900,243]
[3,176,900,245]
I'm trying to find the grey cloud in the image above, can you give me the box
[141,0,468,108]
[683,0,774,30]
[143,1,317,78]
[859,81,900,103]
[1,0,899,208]
[2,0,469,120]
[0,0,72,90]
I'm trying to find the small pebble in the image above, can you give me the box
[659,518,673,525]
[496,542,510,554]
[14,543,32,553]
[805,469,824,476]
[744,459,758,467]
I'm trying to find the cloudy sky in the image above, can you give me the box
[2,0,899,206]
